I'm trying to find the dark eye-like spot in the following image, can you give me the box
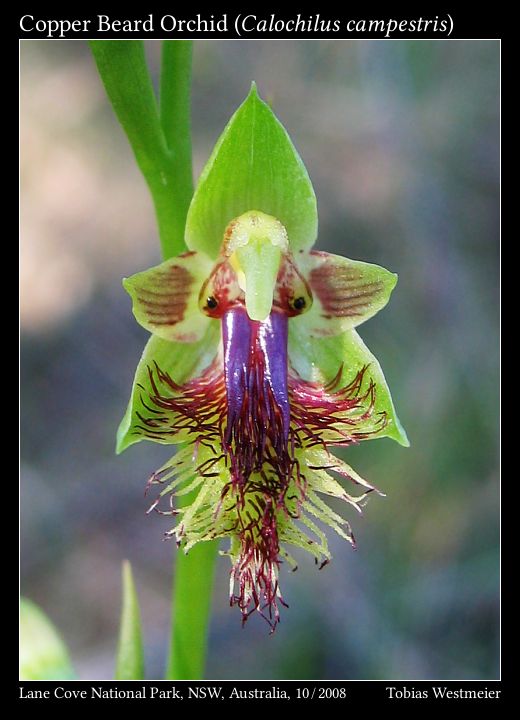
[293,297,306,310]
[206,296,218,309]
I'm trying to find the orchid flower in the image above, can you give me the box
[117,85,408,630]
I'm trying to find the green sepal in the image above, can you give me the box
[288,323,409,447]
[116,322,221,453]
[19,598,75,680]
[185,83,318,258]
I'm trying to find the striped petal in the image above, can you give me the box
[123,251,213,343]
[296,250,398,336]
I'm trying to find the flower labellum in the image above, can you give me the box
[118,85,408,630]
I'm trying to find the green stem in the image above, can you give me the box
[159,41,217,680]
[89,40,190,259]
[166,537,218,679]
[92,37,218,681]
[160,40,194,245]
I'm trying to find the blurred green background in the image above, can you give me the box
[20,40,499,680]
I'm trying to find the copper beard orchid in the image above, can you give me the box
[118,86,408,630]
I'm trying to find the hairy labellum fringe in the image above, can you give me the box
[137,310,386,629]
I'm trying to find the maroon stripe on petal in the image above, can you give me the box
[309,261,382,318]
[136,264,193,325]
[136,290,188,299]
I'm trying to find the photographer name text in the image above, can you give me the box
[19,684,501,701]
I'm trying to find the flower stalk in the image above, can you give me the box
[92,39,216,678]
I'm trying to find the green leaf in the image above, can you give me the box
[19,598,75,680]
[288,324,409,446]
[298,251,398,335]
[117,322,221,453]
[89,40,190,259]
[90,41,166,178]
[115,561,145,680]
[185,83,317,258]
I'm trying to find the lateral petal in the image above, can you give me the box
[123,251,213,342]
[297,250,398,336]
